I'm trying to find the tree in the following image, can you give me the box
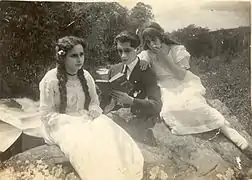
[127,2,154,33]
[0,2,155,99]
[171,24,210,43]
[0,2,74,99]
[69,2,129,66]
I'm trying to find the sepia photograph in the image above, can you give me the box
[0,0,251,179]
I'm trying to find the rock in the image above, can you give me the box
[0,99,22,109]
[0,145,77,180]
[1,99,252,180]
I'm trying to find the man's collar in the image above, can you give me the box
[126,57,139,72]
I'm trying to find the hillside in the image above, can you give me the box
[176,26,250,58]
[186,27,251,135]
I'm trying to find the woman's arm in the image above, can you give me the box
[171,45,191,70]
[39,77,58,122]
[39,72,75,127]
[138,48,187,80]
[161,54,186,80]
[157,45,187,80]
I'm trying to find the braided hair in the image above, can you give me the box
[55,36,91,113]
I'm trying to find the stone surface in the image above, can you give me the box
[0,99,252,180]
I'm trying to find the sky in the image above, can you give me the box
[118,0,251,32]
[13,0,250,32]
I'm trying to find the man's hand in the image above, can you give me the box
[111,90,134,105]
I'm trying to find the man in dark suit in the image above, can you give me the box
[104,31,162,145]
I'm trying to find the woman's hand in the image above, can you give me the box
[151,45,186,80]
[139,60,150,71]
[152,45,170,60]
[103,98,116,114]
[88,110,101,120]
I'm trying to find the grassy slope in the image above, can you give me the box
[190,48,251,135]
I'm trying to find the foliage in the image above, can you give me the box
[0,2,250,136]
[0,2,74,99]
[127,2,154,32]
[171,24,210,43]
[171,25,250,58]
[190,49,251,135]
[171,25,251,135]
[0,1,154,100]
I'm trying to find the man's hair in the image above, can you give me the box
[114,31,140,48]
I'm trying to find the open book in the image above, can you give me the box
[95,72,133,109]
[95,72,132,95]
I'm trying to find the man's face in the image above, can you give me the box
[116,41,137,65]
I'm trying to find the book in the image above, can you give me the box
[95,72,132,94]
[95,72,133,109]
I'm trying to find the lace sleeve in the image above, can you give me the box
[39,76,57,115]
[84,70,103,114]
[171,45,191,70]
[39,70,76,132]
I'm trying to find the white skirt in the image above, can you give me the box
[158,71,225,135]
[0,98,144,180]
[42,113,144,180]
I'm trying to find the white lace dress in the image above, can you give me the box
[39,68,144,180]
[138,45,226,135]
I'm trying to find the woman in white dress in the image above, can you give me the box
[137,22,252,159]
[39,36,144,180]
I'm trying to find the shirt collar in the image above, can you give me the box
[126,57,138,72]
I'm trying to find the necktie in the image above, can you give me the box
[124,65,128,73]
[123,65,128,78]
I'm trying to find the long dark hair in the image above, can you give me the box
[55,36,91,113]
[141,22,179,50]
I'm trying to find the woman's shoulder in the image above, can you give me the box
[39,68,59,91]
[83,69,93,79]
[83,69,99,84]
[170,45,190,57]
[170,44,187,51]
[40,68,58,84]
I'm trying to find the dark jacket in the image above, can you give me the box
[108,59,162,118]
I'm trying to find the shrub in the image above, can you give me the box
[0,2,154,100]
[190,48,251,135]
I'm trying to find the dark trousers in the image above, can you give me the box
[111,113,160,146]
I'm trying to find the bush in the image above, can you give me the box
[171,25,250,59]
[0,2,154,100]
[0,2,75,100]
[190,48,251,135]
[175,25,251,134]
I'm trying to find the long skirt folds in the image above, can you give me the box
[159,71,225,135]
[42,113,144,180]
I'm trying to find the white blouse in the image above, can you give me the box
[138,45,191,77]
[39,68,102,121]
